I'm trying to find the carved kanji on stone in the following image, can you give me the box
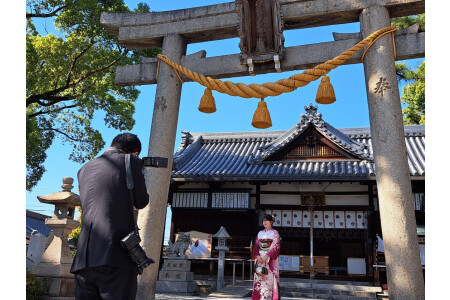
[374,77,391,97]
[155,96,167,111]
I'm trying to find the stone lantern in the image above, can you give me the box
[213,226,232,290]
[32,177,80,299]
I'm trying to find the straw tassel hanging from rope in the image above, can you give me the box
[198,88,216,113]
[315,75,336,104]
[155,26,397,128]
[252,99,272,129]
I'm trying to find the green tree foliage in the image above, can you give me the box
[391,14,425,125]
[69,207,82,255]
[397,62,425,124]
[26,0,160,190]
[26,269,46,299]
[391,14,425,32]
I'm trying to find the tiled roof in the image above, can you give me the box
[249,105,371,163]
[26,210,51,237]
[172,105,424,181]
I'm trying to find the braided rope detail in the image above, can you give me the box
[157,26,397,99]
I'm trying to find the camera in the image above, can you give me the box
[120,230,155,275]
[142,156,168,168]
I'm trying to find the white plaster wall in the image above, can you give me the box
[260,194,301,205]
[180,182,256,191]
[323,182,368,192]
[261,182,303,192]
[325,195,369,206]
[259,182,368,193]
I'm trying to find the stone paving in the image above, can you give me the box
[155,294,318,300]
[155,284,251,299]
[154,285,325,300]
[155,294,322,300]
[153,278,385,300]
[155,294,210,299]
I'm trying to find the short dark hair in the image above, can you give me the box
[262,214,274,222]
[111,133,142,154]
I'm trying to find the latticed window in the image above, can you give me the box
[268,127,356,161]
[284,144,343,159]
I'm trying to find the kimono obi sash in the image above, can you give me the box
[259,239,273,251]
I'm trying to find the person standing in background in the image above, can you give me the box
[252,214,281,300]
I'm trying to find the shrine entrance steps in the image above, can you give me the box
[280,278,382,299]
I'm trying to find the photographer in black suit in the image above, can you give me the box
[71,133,149,300]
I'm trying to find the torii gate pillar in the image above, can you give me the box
[136,34,186,300]
[360,6,424,299]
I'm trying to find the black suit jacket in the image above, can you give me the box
[71,147,149,273]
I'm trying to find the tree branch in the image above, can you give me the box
[34,95,78,107]
[29,104,78,118]
[66,44,93,86]
[74,57,121,86]
[26,5,67,19]
[26,57,121,107]
[41,128,83,142]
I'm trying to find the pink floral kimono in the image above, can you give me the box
[251,228,281,300]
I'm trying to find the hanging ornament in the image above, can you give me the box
[252,98,272,129]
[198,88,216,113]
[315,75,336,104]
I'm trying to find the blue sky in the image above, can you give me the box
[24,1,425,245]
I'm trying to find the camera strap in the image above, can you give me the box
[125,153,139,234]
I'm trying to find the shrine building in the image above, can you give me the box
[167,104,425,281]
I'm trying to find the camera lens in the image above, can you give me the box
[131,245,155,269]
[140,257,155,268]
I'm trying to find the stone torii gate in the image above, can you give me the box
[101,1,425,299]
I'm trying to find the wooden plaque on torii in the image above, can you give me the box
[236,0,285,73]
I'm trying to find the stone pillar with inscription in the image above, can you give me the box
[155,259,197,293]
[136,33,187,300]
[360,6,425,300]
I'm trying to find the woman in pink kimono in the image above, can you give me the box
[252,214,281,300]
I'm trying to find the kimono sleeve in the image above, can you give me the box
[252,234,260,260]
[266,230,281,259]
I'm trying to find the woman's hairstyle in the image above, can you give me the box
[262,214,274,222]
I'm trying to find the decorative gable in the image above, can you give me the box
[269,125,358,161]
[249,104,371,163]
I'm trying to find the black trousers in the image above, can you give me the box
[74,265,137,300]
